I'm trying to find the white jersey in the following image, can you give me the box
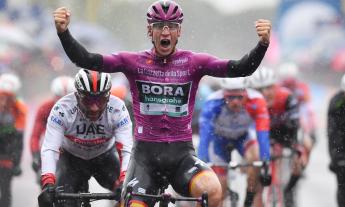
[41,93,133,175]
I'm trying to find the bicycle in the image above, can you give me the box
[211,160,268,207]
[264,143,299,207]
[124,174,208,207]
[38,186,121,207]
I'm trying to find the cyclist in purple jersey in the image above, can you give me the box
[53,1,271,206]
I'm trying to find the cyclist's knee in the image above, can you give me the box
[190,170,222,207]
[244,143,259,163]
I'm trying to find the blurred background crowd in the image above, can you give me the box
[2,0,345,97]
[1,0,345,206]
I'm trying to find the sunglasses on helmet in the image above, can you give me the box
[151,22,180,30]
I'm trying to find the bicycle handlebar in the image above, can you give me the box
[126,186,208,207]
[38,189,121,207]
[55,192,119,201]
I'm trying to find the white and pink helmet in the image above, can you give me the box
[147,0,184,24]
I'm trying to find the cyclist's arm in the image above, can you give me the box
[30,105,48,154]
[198,99,222,162]
[58,29,103,70]
[40,106,65,186]
[327,93,345,161]
[198,43,268,78]
[113,103,133,179]
[227,43,268,77]
[247,94,270,161]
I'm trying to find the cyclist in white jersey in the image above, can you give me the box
[38,69,133,207]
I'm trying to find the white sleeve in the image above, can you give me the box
[40,104,66,175]
[114,104,133,173]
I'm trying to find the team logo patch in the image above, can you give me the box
[135,80,191,117]
[50,116,63,126]
[116,117,129,128]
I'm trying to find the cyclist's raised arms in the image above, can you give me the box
[53,7,71,34]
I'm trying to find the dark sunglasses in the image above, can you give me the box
[151,22,180,30]
[78,93,109,107]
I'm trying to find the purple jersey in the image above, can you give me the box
[58,29,268,143]
[103,49,229,142]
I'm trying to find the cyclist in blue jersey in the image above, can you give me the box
[198,78,270,207]
[53,1,271,206]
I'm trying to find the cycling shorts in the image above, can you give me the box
[56,147,120,192]
[123,140,211,206]
[209,132,257,165]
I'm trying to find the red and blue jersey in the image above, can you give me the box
[197,89,270,161]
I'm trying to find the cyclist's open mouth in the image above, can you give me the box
[160,39,171,48]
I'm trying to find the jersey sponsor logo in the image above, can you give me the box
[107,106,114,113]
[188,160,204,174]
[65,135,110,146]
[51,116,63,126]
[76,123,105,135]
[128,177,139,187]
[106,105,121,113]
[69,106,78,115]
[172,57,188,65]
[138,188,146,194]
[137,67,191,78]
[116,117,130,128]
[136,80,191,117]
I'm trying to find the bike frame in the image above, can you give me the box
[264,143,297,207]
[228,160,265,207]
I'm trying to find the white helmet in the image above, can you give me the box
[74,69,112,96]
[341,73,345,91]
[220,77,246,90]
[278,62,299,79]
[247,66,277,88]
[0,73,21,95]
[51,76,75,97]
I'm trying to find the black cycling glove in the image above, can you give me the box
[38,184,55,207]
